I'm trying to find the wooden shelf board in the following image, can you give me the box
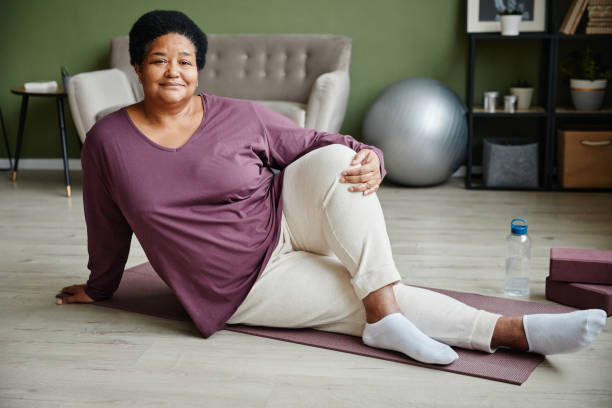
[469,32,551,40]
[469,33,612,40]
[466,183,612,192]
[557,33,612,40]
[472,106,546,116]
[556,106,612,115]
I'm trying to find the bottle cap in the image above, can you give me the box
[511,218,528,235]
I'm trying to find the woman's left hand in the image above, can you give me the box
[339,149,381,196]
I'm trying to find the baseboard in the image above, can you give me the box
[0,158,82,171]
[452,165,482,177]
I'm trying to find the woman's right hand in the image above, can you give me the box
[55,283,94,305]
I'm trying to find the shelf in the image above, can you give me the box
[549,185,612,192]
[468,176,612,192]
[469,33,612,40]
[471,107,612,116]
[465,1,612,191]
[469,32,552,40]
[472,106,547,117]
[556,107,612,116]
[467,184,545,191]
[468,183,612,192]
[466,175,544,190]
[557,33,612,40]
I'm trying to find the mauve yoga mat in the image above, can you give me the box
[91,262,577,385]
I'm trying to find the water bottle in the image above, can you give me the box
[505,218,531,297]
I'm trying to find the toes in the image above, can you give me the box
[437,348,459,365]
[594,309,607,320]
[586,311,606,332]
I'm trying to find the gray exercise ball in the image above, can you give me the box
[362,77,467,186]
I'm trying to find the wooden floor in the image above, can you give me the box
[1,170,611,407]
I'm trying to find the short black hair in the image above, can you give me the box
[129,10,208,70]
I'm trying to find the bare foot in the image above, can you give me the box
[55,283,94,305]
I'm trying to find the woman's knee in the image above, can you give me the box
[311,144,357,168]
[290,144,358,184]
[282,143,361,228]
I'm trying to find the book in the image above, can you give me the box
[588,0,612,5]
[588,7,612,18]
[586,26,612,33]
[587,17,612,22]
[586,21,612,27]
[560,0,589,34]
[571,0,589,33]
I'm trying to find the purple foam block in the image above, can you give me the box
[550,248,612,284]
[546,276,612,316]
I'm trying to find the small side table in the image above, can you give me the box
[0,104,13,171]
[10,86,72,197]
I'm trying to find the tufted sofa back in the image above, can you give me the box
[110,34,352,103]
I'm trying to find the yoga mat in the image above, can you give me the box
[90,262,577,385]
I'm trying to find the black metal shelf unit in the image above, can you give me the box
[465,0,612,191]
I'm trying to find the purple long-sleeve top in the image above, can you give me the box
[81,92,387,338]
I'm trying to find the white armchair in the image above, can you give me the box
[67,34,352,143]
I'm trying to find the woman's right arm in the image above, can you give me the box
[57,137,133,304]
[250,101,388,181]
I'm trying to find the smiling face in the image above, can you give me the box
[135,32,199,106]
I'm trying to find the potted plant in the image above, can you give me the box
[510,80,534,110]
[560,46,612,111]
[497,0,525,36]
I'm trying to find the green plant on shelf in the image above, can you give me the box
[560,47,612,81]
[496,0,525,15]
[511,80,533,88]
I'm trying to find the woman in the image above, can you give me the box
[56,10,606,365]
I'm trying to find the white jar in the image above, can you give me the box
[484,91,499,113]
[500,15,522,36]
[510,87,534,110]
[504,95,517,113]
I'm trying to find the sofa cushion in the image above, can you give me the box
[252,100,306,127]
[95,104,130,121]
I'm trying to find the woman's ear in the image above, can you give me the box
[134,64,143,82]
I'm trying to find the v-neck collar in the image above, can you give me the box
[122,93,208,152]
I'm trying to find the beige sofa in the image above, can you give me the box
[67,34,352,143]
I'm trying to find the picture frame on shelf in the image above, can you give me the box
[467,0,547,33]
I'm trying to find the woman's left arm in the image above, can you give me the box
[252,103,387,196]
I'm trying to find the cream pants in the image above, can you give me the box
[227,144,501,353]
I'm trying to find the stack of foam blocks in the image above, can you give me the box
[546,248,612,316]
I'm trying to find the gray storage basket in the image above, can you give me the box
[483,137,539,188]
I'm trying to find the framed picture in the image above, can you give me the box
[467,0,547,33]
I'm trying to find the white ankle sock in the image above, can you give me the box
[362,313,458,365]
[523,309,607,355]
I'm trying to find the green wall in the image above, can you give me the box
[0,0,539,160]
